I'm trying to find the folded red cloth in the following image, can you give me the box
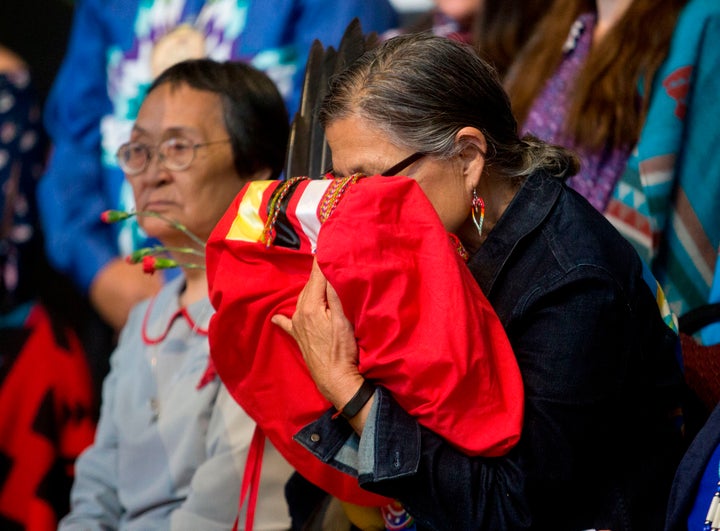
[207,175,524,505]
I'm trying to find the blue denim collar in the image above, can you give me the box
[468,171,562,296]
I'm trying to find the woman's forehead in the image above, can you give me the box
[326,115,393,152]
[136,85,224,137]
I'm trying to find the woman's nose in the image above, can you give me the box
[138,153,171,184]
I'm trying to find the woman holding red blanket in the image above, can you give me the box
[206,140,525,526]
[266,34,687,530]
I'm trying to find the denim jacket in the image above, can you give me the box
[295,170,686,531]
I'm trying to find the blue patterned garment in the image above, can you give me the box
[605,0,720,315]
[0,69,45,323]
[523,0,720,316]
[38,0,398,293]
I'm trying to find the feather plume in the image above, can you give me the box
[284,19,379,180]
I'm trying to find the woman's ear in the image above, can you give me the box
[454,127,487,190]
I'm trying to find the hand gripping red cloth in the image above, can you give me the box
[206,175,524,507]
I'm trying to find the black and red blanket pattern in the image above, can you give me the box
[0,304,95,530]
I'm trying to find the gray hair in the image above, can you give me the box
[319,33,578,181]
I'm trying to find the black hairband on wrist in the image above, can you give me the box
[332,379,376,421]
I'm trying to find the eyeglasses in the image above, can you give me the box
[324,151,426,178]
[380,152,426,177]
[116,137,231,176]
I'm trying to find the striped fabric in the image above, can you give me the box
[605,0,720,316]
[225,178,332,252]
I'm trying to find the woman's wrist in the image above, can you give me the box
[320,370,364,407]
[332,379,376,420]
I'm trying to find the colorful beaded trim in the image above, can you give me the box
[448,233,469,262]
[262,176,309,247]
[261,175,469,266]
[318,174,363,223]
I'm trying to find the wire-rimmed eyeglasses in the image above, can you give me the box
[116,137,231,176]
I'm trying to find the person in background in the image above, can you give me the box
[275,33,686,530]
[37,0,398,335]
[473,0,548,78]
[0,44,96,530]
[505,0,720,316]
[59,58,293,530]
[383,0,481,43]
[383,0,548,79]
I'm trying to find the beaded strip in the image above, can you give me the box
[262,176,308,247]
[318,174,363,223]
[448,233,469,262]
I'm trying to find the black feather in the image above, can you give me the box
[284,18,379,180]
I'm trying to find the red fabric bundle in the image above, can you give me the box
[207,175,523,506]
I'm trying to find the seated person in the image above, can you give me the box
[59,58,293,530]
[38,0,399,333]
[277,34,685,530]
[383,0,481,43]
[0,43,96,531]
[206,173,525,504]
[505,0,720,315]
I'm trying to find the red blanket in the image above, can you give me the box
[0,304,96,529]
[207,175,523,506]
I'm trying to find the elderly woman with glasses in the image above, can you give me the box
[264,34,686,530]
[59,59,294,531]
